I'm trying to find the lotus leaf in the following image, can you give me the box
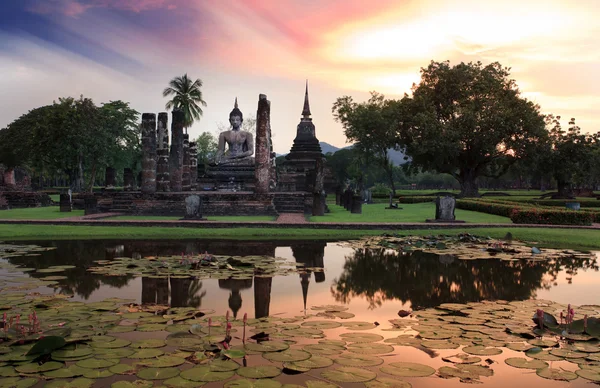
[224,379,282,388]
[364,377,412,387]
[26,335,66,355]
[109,363,137,374]
[180,366,235,381]
[527,339,558,348]
[90,338,131,349]
[138,355,186,368]
[237,365,282,379]
[0,377,38,388]
[576,368,600,382]
[95,348,136,359]
[286,355,333,369]
[536,368,578,381]
[15,360,64,373]
[347,343,394,355]
[76,358,119,369]
[208,359,240,372]
[136,366,180,380]
[303,344,345,355]
[263,349,311,362]
[82,369,114,379]
[380,362,436,377]
[111,381,154,388]
[442,354,481,364]
[504,357,548,369]
[44,377,95,388]
[462,346,502,356]
[44,365,87,378]
[342,321,376,330]
[321,366,376,383]
[339,333,383,343]
[163,376,206,387]
[525,349,562,361]
[300,321,341,329]
[304,381,339,388]
[245,342,289,353]
[129,349,165,359]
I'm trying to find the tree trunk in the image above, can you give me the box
[87,162,97,193]
[554,180,574,199]
[383,163,396,198]
[458,168,480,197]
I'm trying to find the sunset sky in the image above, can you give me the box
[1,0,599,153]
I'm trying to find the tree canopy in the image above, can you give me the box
[395,61,548,197]
[0,96,139,191]
[163,74,207,132]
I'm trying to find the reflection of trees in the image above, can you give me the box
[332,248,598,310]
[170,278,206,308]
[6,240,133,299]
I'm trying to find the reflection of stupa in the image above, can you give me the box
[291,242,326,312]
[218,278,253,319]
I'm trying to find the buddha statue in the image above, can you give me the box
[213,98,254,166]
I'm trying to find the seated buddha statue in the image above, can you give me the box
[212,98,255,166]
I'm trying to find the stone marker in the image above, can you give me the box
[312,158,325,216]
[156,112,171,192]
[183,194,204,220]
[123,168,134,191]
[84,196,98,216]
[182,134,191,191]
[189,141,198,191]
[335,186,342,206]
[105,167,116,188]
[59,194,72,212]
[426,196,464,222]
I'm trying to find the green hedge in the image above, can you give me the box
[523,199,600,208]
[455,199,524,218]
[397,196,437,204]
[510,208,593,225]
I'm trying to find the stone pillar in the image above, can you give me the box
[123,168,134,191]
[105,167,116,188]
[156,112,170,192]
[255,94,271,194]
[189,142,198,191]
[344,189,352,210]
[182,134,191,191]
[84,196,98,215]
[59,194,72,212]
[141,113,157,194]
[335,186,342,206]
[169,109,185,192]
[312,158,325,216]
[351,195,363,214]
[3,168,15,187]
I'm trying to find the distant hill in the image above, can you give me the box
[278,141,408,165]
[320,142,408,166]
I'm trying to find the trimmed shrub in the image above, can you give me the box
[397,196,437,204]
[510,208,593,225]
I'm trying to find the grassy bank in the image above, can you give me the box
[310,203,512,223]
[0,224,598,250]
[107,215,276,222]
[0,207,84,219]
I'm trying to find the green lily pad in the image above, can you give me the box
[0,377,38,388]
[527,339,558,348]
[576,368,600,382]
[321,366,377,383]
[441,354,481,364]
[549,348,588,358]
[301,321,342,329]
[76,358,119,369]
[505,357,549,369]
[342,322,377,330]
[525,349,562,361]
[43,365,87,378]
[136,367,181,380]
[536,368,578,381]
[237,365,282,379]
[245,342,289,353]
[163,376,206,387]
[15,361,64,373]
[136,324,166,332]
[263,349,311,362]
[364,377,412,388]
[82,369,114,379]
[335,353,384,367]
[26,336,66,355]
[131,339,166,349]
[347,343,394,355]
[438,365,493,380]
[303,344,345,356]
[0,366,18,377]
[130,349,165,359]
[505,343,535,352]
[285,356,334,369]
[52,347,94,361]
[44,377,95,388]
[90,338,131,349]
[95,348,136,359]
[339,333,383,343]
[138,355,186,368]
[109,363,137,375]
[462,346,502,356]
[318,340,346,347]
[380,362,436,377]
[209,359,240,372]
[111,381,154,388]
[224,379,282,387]
[180,366,235,382]
[304,381,339,388]
[223,349,246,359]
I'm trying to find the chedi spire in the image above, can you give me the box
[301,80,311,118]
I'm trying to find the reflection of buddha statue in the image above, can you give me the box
[213,98,254,166]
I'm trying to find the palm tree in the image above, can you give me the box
[163,74,207,133]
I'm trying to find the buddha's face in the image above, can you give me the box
[230,115,242,130]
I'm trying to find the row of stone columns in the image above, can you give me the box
[107,109,199,193]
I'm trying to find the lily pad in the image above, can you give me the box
[237,366,282,379]
[347,343,395,355]
[339,333,384,343]
[245,342,289,353]
[364,377,412,388]
[15,361,64,373]
[82,369,114,379]
[380,362,436,377]
[462,346,502,356]
[164,376,206,387]
[442,354,481,364]
[136,367,181,380]
[0,377,38,388]
[285,356,334,369]
[131,339,166,349]
[130,349,165,359]
[303,344,345,356]
[138,355,186,368]
[504,357,549,369]
[109,363,137,375]
[111,381,154,388]
[76,358,119,369]
[576,368,600,382]
[335,353,384,367]
[44,378,95,388]
[321,366,377,383]
[536,368,578,381]
[180,366,235,382]
[301,321,342,329]
[342,321,377,330]
[224,379,282,388]
[263,349,311,362]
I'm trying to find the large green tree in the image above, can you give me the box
[0,97,139,192]
[332,92,400,195]
[396,61,547,197]
[162,74,207,133]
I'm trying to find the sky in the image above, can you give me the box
[1,0,599,154]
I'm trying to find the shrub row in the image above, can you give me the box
[396,196,437,204]
[510,208,593,225]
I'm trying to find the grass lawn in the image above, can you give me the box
[49,194,60,202]
[107,215,276,221]
[0,207,84,219]
[0,225,598,249]
[310,203,512,224]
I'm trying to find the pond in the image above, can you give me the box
[1,237,599,387]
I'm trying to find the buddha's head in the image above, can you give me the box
[229,97,243,130]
